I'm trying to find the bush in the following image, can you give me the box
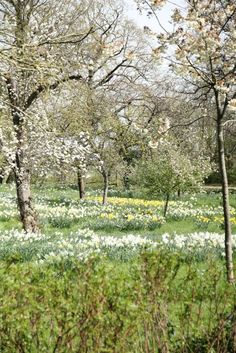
[0,252,235,352]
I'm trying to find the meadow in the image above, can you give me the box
[0,185,236,352]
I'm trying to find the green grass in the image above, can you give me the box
[0,219,20,231]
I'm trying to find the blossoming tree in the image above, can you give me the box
[134,137,212,216]
[136,0,236,282]
[0,0,147,232]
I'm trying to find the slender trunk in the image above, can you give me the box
[163,194,170,218]
[232,305,236,353]
[6,170,15,184]
[115,171,119,187]
[102,171,109,205]
[0,170,4,184]
[217,120,234,283]
[123,171,130,190]
[77,169,85,200]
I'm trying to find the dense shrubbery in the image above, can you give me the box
[0,252,235,353]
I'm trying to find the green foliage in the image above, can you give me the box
[89,216,164,232]
[0,253,235,352]
[48,216,76,229]
[133,139,212,200]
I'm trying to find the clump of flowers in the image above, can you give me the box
[0,229,156,263]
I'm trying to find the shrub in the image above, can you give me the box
[0,252,235,352]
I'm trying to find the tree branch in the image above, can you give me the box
[38,27,95,47]
[25,73,84,109]
[93,58,128,88]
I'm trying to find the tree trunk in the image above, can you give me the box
[11,108,39,233]
[6,104,39,233]
[6,170,15,184]
[15,168,39,233]
[217,120,234,283]
[4,4,39,233]
[123,171,130,190]
[0,170,4,184]
[14,122,39,233]
[163,193,170,218]
[78,169,85,200]
[102,171,109,205]
[115,171,119,187]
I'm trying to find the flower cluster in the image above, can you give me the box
[0,227,235,264]
[0,228,156,263]
[196,214,236,229]
[161,232,236,256]
[0,192,235,233]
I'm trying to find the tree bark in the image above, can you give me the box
[123,171,130,190]
[77,169,86,200]
[6,170,15,184]
[0,170,4,184]
[102,171,109,205]
[115,171,119,187]
[15,168,39,233]
[6,76,39,233]
[163,193,170,218]
[4,3,39,233]
[14,123,39,233]
[217,120,234,283]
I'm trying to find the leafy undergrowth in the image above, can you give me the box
[0,251,235,353]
